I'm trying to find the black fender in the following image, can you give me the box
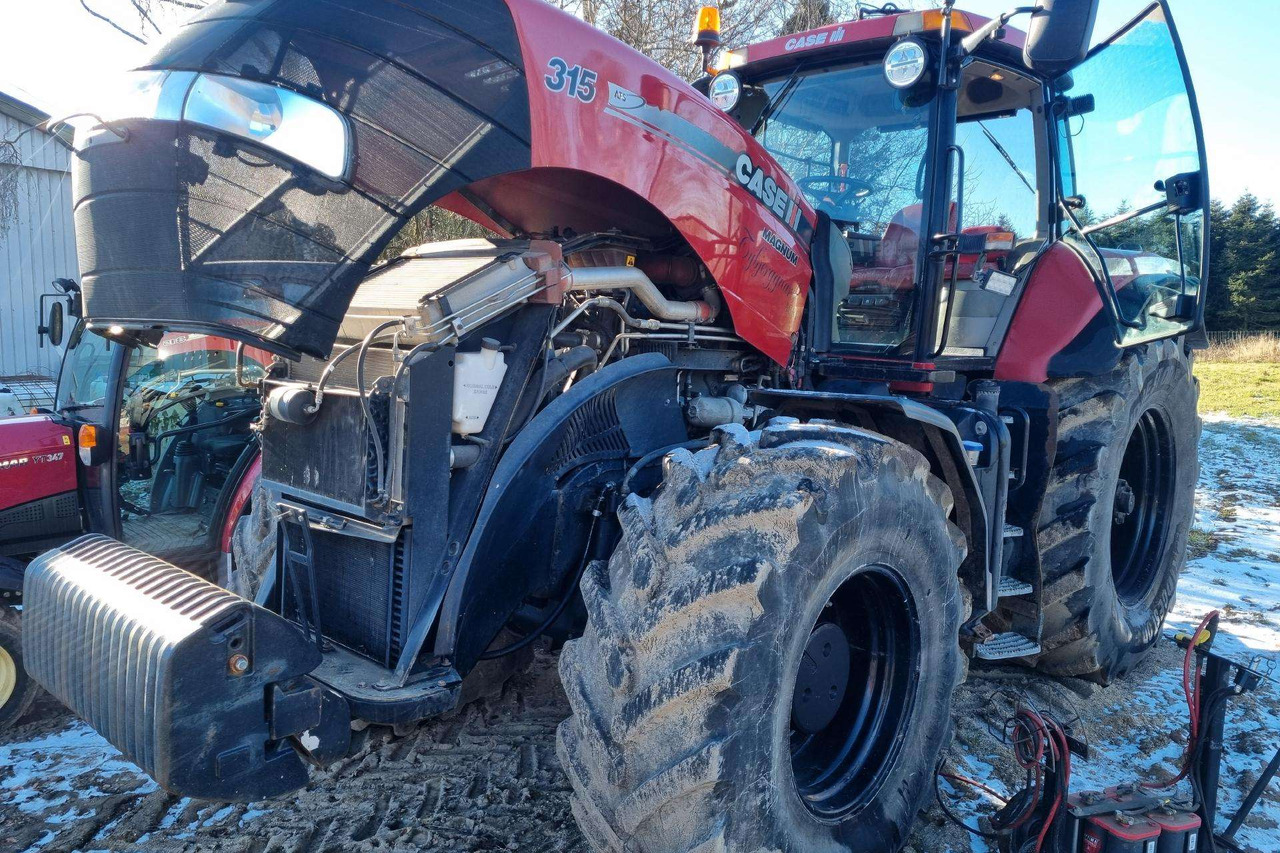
[431,353,687,673]
[748,388,997,622]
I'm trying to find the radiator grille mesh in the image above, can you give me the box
[286,529,400,666]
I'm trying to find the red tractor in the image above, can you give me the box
[0,284,268,727]
[19,1,1207,850]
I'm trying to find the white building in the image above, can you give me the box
[0,90,77,382]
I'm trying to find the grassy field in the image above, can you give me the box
[1195,333,1280,418]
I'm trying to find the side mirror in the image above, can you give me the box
[1024,0,1099,76]
[37,297,65,348]
[1157,171,1203,217]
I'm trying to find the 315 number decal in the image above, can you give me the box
[544,57,597,103]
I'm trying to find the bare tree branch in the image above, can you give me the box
[79,0,148,43]
[0,139,21,239]
[129,0,164,35]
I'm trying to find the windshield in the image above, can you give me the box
[56,326,115,411]
[756,61,932,352]
[56,328,268,413]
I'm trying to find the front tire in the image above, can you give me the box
[557,419,966,852]
[1034,339,1199,682]
[0,607,39,730]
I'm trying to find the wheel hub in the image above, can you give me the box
[789,567,920,819]
[791,621,851,735]
[1111,408,1176,605]
[1113,478,1136,525]
[0,643,15,707]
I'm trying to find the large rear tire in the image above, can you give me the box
[1033,339,1199,682]
[0,607,39,731]
[557,419,966,852]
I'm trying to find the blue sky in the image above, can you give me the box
[0,0,1272,208]
[959,0,1278,209]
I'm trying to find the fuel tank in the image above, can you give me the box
[73,0,812,365]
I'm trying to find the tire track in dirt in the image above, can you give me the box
[1,653,586,853]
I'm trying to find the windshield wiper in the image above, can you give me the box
[978,120,1035,195]
[752,66,804,136]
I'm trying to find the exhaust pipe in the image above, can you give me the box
[567,266,717,323]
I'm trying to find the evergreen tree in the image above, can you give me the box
[1218,194,1280,331]
[1203,199,1234,330]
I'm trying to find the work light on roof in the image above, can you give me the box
[709,71,742,112]
[883,38,928,89]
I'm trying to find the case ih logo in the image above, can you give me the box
[784,26,846,51]
[0,457,29,470]
[735,153,804,232]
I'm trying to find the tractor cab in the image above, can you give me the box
[1,288,267,582]
[709,1,1207,388]
[53,323,268,575]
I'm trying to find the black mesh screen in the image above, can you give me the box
[285,528,400,665]
[76,0,530,359]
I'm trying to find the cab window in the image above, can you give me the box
[56,326,114,411]
[939,61,1048,357]
[757,62,933,354]
[1055,6,1205,344]
[955,63,1042,248]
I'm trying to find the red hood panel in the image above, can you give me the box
[0,416,77,511]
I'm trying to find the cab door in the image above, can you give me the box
[1052,1,1209,346]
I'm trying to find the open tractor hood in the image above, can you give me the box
[75,0,815,364]
[75,0,534,359]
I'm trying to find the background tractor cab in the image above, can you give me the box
[703,0,1207,391]
[1,285,267,585]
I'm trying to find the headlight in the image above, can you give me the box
[708,71,742,112]
[94,70,350,180]
[884,38,928,89]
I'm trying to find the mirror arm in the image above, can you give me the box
[1060,200,1143,332]
[1079,197,1167,236]
[959,5,1041,56]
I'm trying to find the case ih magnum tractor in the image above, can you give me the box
[19,0,1208,849]
[0,294,268,728]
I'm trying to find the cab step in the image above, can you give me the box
[974,631,1041,661]
[1003,523,1025,538]
[998,576,1034,597]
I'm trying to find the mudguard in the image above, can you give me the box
[75,0,813,364]
[430,352,686,672]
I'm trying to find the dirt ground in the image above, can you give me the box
[2,417,1278,853]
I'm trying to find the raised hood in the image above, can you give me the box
[75,0,532,359]
[76,0,816,365]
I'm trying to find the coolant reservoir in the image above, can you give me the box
[452,338,507,435]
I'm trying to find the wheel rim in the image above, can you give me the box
[1111,407,1176,605]
[789,566,920,820]
[0,643,16,708]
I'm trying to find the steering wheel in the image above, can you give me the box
[797,175,874,221]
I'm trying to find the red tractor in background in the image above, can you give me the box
[16,0,1208,850]
[0,281,268,727]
